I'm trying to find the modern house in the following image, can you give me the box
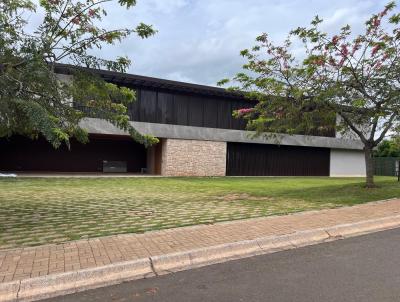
[0,65,366,177]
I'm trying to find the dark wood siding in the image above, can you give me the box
[187,96,204,127]
[57,65,335,137]
[139,90,158,123]
[216,99,233,129]
[156,92,175,124]
[128,88,250,130]
[0,135,147,173]
[117,85,335,136]
[226,142,330,176]
[203,98,218,128]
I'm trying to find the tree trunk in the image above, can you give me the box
[364,146,375,188]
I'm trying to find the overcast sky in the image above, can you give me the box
[32,0,388,86]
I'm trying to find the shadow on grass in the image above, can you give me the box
[253,178,399,207]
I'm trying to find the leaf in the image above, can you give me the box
[0,0,157,147]
[135,23,157,38]
[118,0,137,8]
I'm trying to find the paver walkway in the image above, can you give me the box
[1,198,400,284]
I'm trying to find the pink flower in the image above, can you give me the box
[380,7,389,17]
[341,44,349,57]
[72,17,81,25]
[332,35,340,45]
[88,9,96,17]
[283,61,289,69]
[373,17,381,28]
[237,108,254,116]
[371,45,381,56]
[382,52,389,60]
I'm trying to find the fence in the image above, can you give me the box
[374,157,399,176]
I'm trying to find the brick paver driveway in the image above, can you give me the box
[0,198,399,283]
[0,176,398,249]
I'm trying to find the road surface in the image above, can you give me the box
[42,228,400,302]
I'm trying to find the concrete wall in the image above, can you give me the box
[330,149,366,177]
[161,139,227,176]
[79,118,364,150]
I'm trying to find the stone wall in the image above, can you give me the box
[161,139,227,176]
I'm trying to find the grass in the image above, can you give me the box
[0,176,398,249]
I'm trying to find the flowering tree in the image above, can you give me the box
[0,0,158,148]
[220,2,400,187]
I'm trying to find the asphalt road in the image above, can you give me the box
[42,228,400,302]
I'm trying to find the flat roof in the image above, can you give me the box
[80,118,364,151]
[55,64,245,99]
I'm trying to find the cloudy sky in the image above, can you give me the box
[32,0,389,86]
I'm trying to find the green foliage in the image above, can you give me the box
[223,2,400,186]
[374,139,400,157]
[0,0,158,148]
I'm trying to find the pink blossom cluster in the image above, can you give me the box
[332,35,340,45]
[380,6,390,17]
[72,17,81,24]
[373,17,381,28]
[371,44,381,56]
[341,44,349,57]
[237,108,254,116]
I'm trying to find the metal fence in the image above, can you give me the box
[374,157,399,176]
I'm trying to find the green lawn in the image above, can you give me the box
[0,176,398,249]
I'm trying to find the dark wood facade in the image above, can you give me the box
[58,64,336,137]
[125,88,335,137]
[0,65,336,175]
[127,89,249,130]
[226,142,330,176]
[0,135,146,173]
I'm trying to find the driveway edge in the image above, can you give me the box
[2,214,400,302]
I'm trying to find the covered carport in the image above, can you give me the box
[0,134,147,173]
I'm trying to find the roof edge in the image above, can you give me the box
[54,63,245,99]
[80,118,364,150]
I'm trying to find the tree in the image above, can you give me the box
[374,138,400,157]
[0,0,158,148]
[219,2,400,187]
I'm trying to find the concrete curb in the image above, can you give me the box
[2,214,400,302]
[1,258,154,302]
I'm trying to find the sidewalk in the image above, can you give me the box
[1,198,400,301]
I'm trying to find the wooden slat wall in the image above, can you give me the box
[124,87,336,136]
[0,135,147,173]
[226,142,330,176]
[128,89,251,130]
[156,92,174,124]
